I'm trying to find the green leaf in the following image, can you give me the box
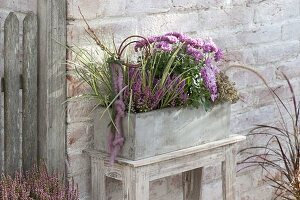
[159,44,183,88]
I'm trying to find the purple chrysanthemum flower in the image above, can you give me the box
[135,34,180,52]
[165,35,179,44]
[165,32,190,43]
[200,66,218,102]
[203,43,212,53]
[165,32,184,39]
[194,38,204,48]
[186,45,203,62]
[156,35,179,44]
[134,42,144,52]
[203,38,218,53]
[156,41,172,52]
[134,39,150,52]
[184,38,198,47]
[179,34,191,43]
[134,36,158,51]
[148,36,158,43]
[214,49,224,62]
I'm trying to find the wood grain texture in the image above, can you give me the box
[0,20,2,174]
[91,157,105,200]
[37,0,67,174]
[183,168,203,200]
[147,148,224,181]
[222,144,237,200]
[22,12,38,172]
[105,164,123,181]
[0,76,23,92]
[122,166,131,200]
[4,12,20,176]
[123,167,150,200]
[85,134,246,167]
[86,134,246,199]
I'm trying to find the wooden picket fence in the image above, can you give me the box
[0,12,38,176]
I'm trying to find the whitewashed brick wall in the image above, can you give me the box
[66,0,300,199]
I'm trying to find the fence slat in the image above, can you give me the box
[38,0,67,175]
[4,12,20,176]
[22,13,38,172]
[0,21,3,174]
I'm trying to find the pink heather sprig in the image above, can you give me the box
[200,63,219,102]
[205,58,220,74]
[0,164,79,200]
[200,58,222,102]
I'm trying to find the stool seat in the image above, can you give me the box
[84,134,246,200]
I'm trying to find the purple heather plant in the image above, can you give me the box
[0,164,79,200]
[201,65,218,101]
[124,68,188,113]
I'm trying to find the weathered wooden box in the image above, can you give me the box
[94,103,231,160]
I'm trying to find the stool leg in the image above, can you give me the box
[222,145,237,200]
[123,167,150,200]
[91,158,106,200]
[123,167,130,200]
[182,168,203,200]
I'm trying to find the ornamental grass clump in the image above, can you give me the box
[0,164,79,200]
[237,69,300,199]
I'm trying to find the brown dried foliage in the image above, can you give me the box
[216,71,239,104]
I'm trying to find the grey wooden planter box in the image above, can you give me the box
[94,103,231,160]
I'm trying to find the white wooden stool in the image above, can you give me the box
[85,134,245,200]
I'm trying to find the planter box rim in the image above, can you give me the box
[96,102,229,117]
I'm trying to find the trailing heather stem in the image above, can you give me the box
[108,61,126,165]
